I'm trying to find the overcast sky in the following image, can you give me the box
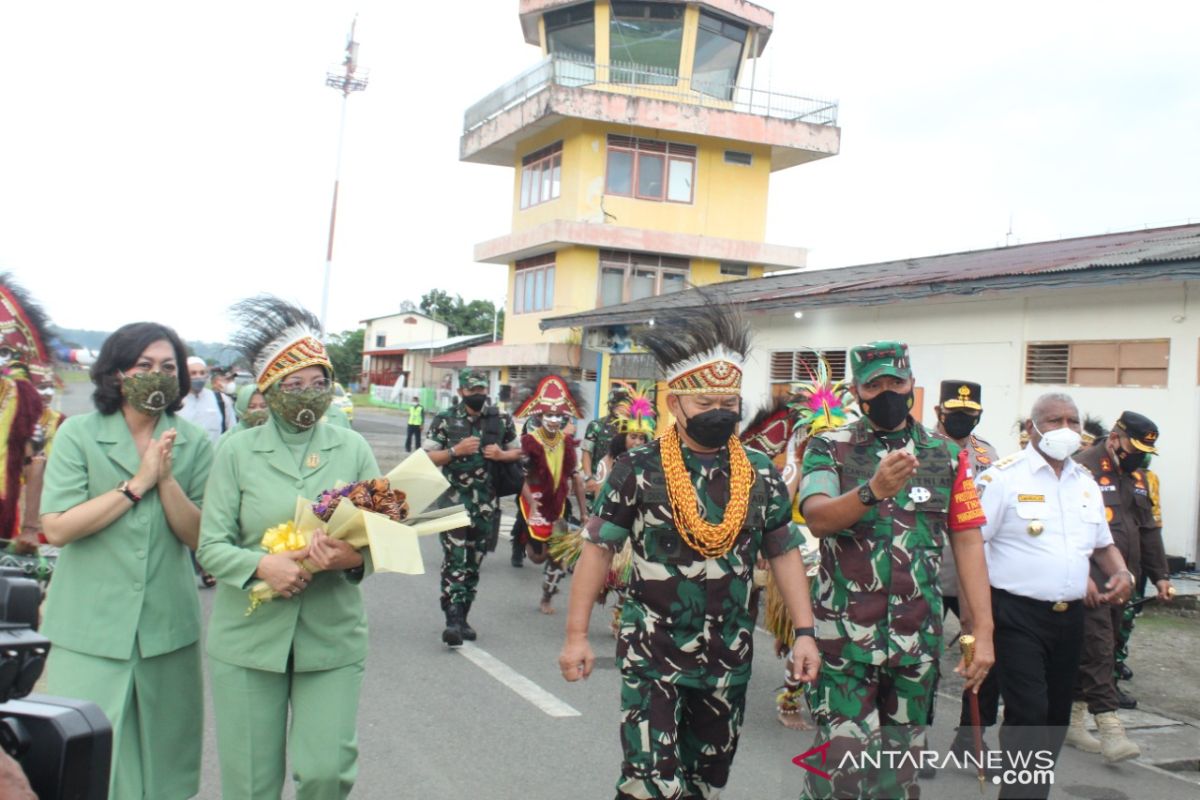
[2,1,1197,344]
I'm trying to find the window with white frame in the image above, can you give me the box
[598,250,689,306]
[769,349,848,400]
[605,135,695,203]
[520,142,562,209]
[513,254,556,315]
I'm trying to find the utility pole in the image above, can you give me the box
[320,16,369,336]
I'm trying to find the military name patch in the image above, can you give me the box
[1017,494,1044,503]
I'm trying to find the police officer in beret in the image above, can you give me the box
[1066,411,1172,761]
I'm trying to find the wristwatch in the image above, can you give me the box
[857,482,881,506]
[117,481,142,504]
[794,626,816,639]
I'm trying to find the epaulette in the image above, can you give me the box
[990,451,1024,471]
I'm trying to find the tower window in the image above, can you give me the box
[545,4,595,61]
[520,141,562,209]
[693,11,747,100]
[605,135,695,203]
[610,2,684,84]
[513,254,556,314]
[598,250,689,306]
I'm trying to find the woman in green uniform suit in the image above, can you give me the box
[198,297,379,800]
[40,322,212,800]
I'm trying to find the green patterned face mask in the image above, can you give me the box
[121,372,180,415]
[241,409,269,428]
[266,385,332,429]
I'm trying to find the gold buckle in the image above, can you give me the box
[1051,601,1069,612]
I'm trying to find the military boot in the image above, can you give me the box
[1095,712,1140,763]
[1065,702,1101,753]
[1115,662,1134,681]
[460,602,477,642]
[442,605,465,648]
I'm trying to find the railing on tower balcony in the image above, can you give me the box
[463,53,839,133]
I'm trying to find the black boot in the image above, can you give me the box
[1116,687,1138,709]
[442,605,465,648]
[460,603,477,642]
[1115,662,1134,681]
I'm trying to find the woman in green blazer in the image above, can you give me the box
[198,297,378,800]
[40,322,212,800]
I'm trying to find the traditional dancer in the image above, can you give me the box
[0,275,50,547]
[559,300,819,799]
[515,374,588,614]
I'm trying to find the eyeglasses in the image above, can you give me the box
[279,378,331,393]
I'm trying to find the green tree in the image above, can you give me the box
[419,290,503,338]
[325,328,365,386]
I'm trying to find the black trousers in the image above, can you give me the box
[992,588,1084,800]
[405,424,422,451]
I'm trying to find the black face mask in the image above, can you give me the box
[1116,447,1146,474]
[680,407,741,449]
[862,390,913,430]
[462,393,488,412]
[941,410,980,440]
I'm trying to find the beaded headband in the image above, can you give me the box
[256,329,331,391]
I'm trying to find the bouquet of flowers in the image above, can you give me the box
[245,450,471,614]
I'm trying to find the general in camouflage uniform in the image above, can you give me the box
[423,368,519,647]
[558,302,820,800]
[798,342,995,800]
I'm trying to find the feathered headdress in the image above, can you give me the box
[739,396,795,459]
[513,372,586,419]
[0,273,54,368]
[788,350,854,435]
[612,381,655,436]
[638,293,750,396]
[230,296,331,391]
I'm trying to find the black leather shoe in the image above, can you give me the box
[1115,662,1134,681]
[1116,687,1138,709]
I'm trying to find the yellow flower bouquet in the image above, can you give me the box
[245,449,472,614]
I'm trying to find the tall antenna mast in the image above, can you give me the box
[319,16,369,336]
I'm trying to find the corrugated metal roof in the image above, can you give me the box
[541,223,1200,330]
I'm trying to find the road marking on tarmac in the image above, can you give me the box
[457,642,582,718]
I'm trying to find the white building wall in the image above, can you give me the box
[363,314,446,352]
[745,281,1199,561]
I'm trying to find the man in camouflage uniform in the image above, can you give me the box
[558,306,820,800]
[424,368,520,647]
[581,385,628,494]
[1066,411,1173,760]
[799,342,995,799]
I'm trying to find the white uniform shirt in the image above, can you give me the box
[178,388,234,445]
[977,446,1113,602]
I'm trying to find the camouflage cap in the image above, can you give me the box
[458,368,489,389]
[849,341,912,384]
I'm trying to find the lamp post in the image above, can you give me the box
[319,17,369,336]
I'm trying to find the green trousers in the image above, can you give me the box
[44,641,202,800]
[209,657,365,800]
[803,654,937,800]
